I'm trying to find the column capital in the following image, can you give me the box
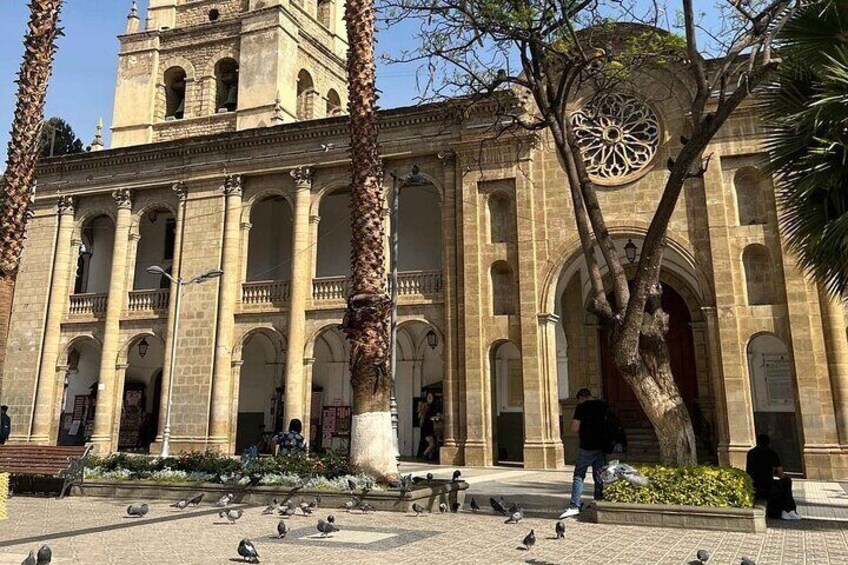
[309,214,321,225]
[537,313,561,326]
[701,306,718,321]
[232,359,245,368]
[57,195,76,215]
[290,166,315,188]
[112,188,133,209]
[223,174,243,196]
[304,357,316,366]
[172,181,188,201]
[240,221,253,232]
[115,363,130,370]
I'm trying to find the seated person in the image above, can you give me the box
[746,433,801,520]
[276,418,307,456]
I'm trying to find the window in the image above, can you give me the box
[735,167,767,225]
[326,89,342,116]
[296,70,315,120]
[215,58,239,113]
[491,261,517,315]
[164,67,187,120]
[209,8,220,21]
[317,0,331,28]
[488,192,511,243]
[743,244,776,305]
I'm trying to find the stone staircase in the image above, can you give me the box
[620,427,717,464]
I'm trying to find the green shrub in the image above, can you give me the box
[176,451,241,476]
[604,465,755,508]
[275,450,319,477]
[316,449,360,479]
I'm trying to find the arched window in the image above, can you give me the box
[317,0,332,28]
[164,67,187,120]
[735,167,767,225]
[297,70,315,121]
[326,89,342,116]
[488,192,511,243]
[215,58,239,113]
[75,215,115,294]
[491,260,517,315]
[743,244,776,305]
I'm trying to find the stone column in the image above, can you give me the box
[818,285,848,446]
[30,196,76,443]
[302,357,316,444]
[309,214,321,279]
[284,167,314,428]
[91,189,134,452]
[154,182,188,450]
[228,359,244,454]
[702,307,734,466]
[538,314,565,459]
[208,175,243,449]
[239,222,252,284]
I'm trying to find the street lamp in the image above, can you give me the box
[137,338,149,358]
[624,239,638,264]
[148,264,223,457]
[426,329,438,350]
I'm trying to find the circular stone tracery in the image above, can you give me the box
[569,93,661,184]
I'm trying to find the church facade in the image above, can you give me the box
[2,0,848,479]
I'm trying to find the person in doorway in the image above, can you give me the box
[421,414,438,461]
[746,433,801,520]
[276,418,306,456]
[559,388,608,519]
[0,405,10,445]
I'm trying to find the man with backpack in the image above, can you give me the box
[559,388,620,519]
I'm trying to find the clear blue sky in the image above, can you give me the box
[0,1,422,152]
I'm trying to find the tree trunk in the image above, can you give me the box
[343,0,398,478]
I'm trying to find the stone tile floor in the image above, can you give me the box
[0,464,846,564]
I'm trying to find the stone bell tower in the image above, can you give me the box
[111,0,348,148]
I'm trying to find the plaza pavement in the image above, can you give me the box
[0,463,846,564]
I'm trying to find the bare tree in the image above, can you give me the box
[384,0,798,464]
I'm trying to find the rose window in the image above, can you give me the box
[569,93,661,184]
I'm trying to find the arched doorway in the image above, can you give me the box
[311,327,352,453]
[118,335,165,453]
[396,321,444,459]
[747,334,803,472]
[236,330,285,454]
[490,341,524,464]
[57,338,101,446]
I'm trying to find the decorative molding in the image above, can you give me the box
[223,174,242,196]
[57,195,76,215]
[537,313,561,326]
[172,181,188,201]
[309,215,321,225]
[290,166,315,187]
[112,188,133,209]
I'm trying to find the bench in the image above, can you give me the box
[0,444,92,498]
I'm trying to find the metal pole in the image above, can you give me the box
[160,278,182,458]
[389,174,400,459]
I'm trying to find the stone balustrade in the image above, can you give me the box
[68,293,108,316]
[242,280,291,305]
[127,289,170,312]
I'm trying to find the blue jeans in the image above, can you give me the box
[570,448,606,507]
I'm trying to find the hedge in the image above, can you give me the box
[603,465,755,508]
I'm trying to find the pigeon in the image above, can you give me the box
[489,497,507,516]
[171,498,189,510]
[36,545,51,565]
[399,474,413,493]
[600,461,650,487]
[220,509,244,524]
[450,502,460,513]
[309,495,322,509]
[262,502,279,515]
[505,509,523,524]
[426,472,434,481]
[21,552,36,565]
[360,503,376,513]
[439,502,448,513]
[188,493,204,506]
[740,559,756,565]
[412,502,425,517]
[215,493,234,507]
[237,538,260,563]
[278,505,295,518]
[508,502,520,515]
[555,521,565,539]
[522,529,536,550]
[347,478,357,492]
[696,549,710,564]
[452,470,462,482]
[470,497,480,512]
[127,503,149,518]
[317,518,339,537]
[300,501,313,515]
[275,520,289,539]
[327,514,336,524]
[343,497,361,512]
[412,476,425,484]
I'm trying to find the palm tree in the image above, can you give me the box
[762,0,848,296]
[0,0,64,383]
[342,0,398,477]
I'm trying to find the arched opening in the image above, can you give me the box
[396,321,445,459]
[397,184,442,271]
[735,167,767,226]
[57,339,101,446]
[490,260,517,315]
[215,58,239,113]
[246,196,293,282]
[208,8,220,21]
[490,341,524,464]
[164,66,187,120]
[743,244,776,305]
[133,208,176,290]
[311,327,352,453]
[236,331,285,454]
[487,192,512,243]
[316,187,352,277]
[74,215,115,295]
[747,334,802,472]
[118,336,165,453]
[326,89,342,116]
[296,70,316,121]
[317,0,332,28]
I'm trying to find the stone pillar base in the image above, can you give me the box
[88,439,114,455]
[723,443,750,471]
[463,441,491,467]
[803,444,844,479]
[25,435,53,446]
[523,440,565,470]
[439,441,463,466]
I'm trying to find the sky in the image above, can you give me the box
[0,1,423,152]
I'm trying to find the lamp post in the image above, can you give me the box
[389,164,422,459]
[147,265,223,457]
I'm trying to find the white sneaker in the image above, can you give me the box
[781,510,793,520]
[559,506,580,519]
[788,510,802,520]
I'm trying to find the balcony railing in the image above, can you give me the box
[312,276,349,301]
[68,293,108,316]
[311,271,444,303]
[128,289,170,312]
[242,280,291,305]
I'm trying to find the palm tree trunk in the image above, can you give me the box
[0,0,64,389]
[342,0,398,478]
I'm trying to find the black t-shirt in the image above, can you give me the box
[746,445,780,496]
[573,399,608,451]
